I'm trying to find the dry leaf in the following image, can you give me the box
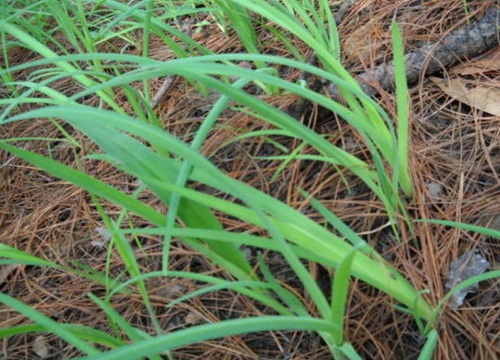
[445,250,490,310]
[425,181,442,200]
[91,226,112,248]
[157,283,188,299]
[430,77,500,116]
[33,335,49,359]
[184,311,204,325]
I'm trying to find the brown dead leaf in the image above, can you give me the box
[157,283,188,299]
[91,226,112,249]
[184,311,204,325]
[430,77,500,116]
[33,335,50,359]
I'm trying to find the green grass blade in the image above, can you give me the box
[0,244,61,268]
[0,142,166,226]
[335,342,364,360]
[303,191,373,256]
[391,20,413,197]
[331,246,359,346]
[417,329,438,360]
[0,20,120,112]
[163,75,256,273]
[0,243,126,293]
[88,294,161,357]
[417,219,500,239]
[105,270,290,315]
[0,293,101,356]
[81,316,338,360]
[257,254,310,317]
[435,270,500,318]
[0,323,123,348]
[96,205,162,334]
[1,103,433,319]
[165,279,291,315]
[143,178,432,319]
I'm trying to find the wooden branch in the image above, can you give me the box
[327,5,500,100]
[150,18,193,110]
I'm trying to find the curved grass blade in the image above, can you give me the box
[0,293,101,356]
[0,323,123,349]
[81,316,338,360]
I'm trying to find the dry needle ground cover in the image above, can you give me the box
[0,1,499,359]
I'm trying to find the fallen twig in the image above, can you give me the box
[150,18,193,110]
[327,5,500,100]
[150,75,177,110]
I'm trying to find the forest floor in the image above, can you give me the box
[1,1,499,359]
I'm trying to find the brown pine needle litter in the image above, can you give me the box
[1,0,499,359]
